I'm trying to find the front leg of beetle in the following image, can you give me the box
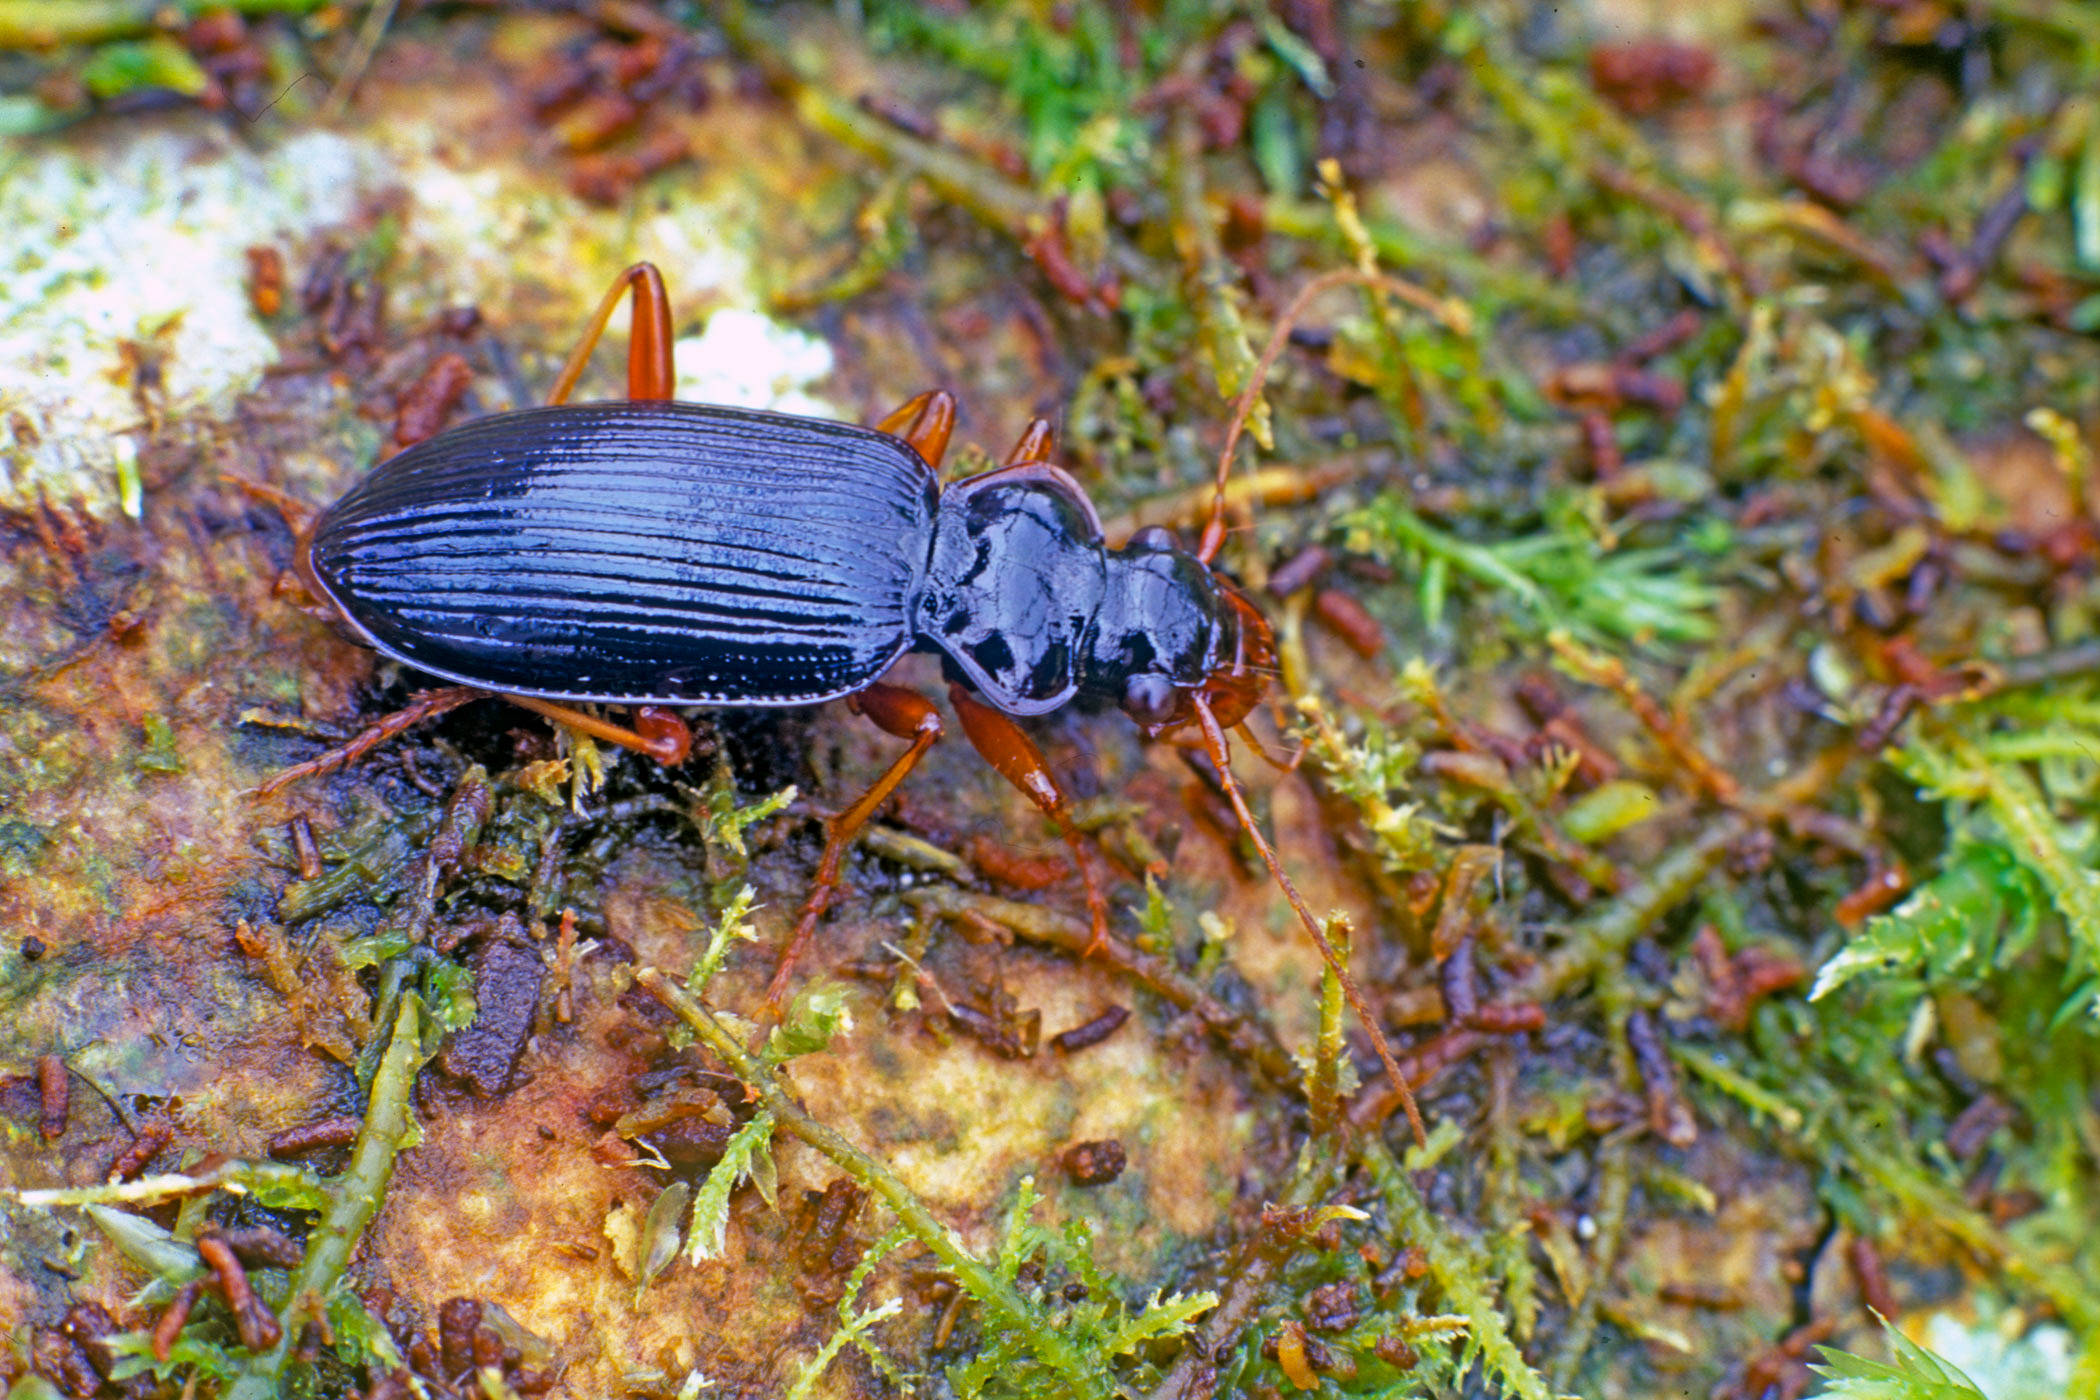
[947,683,1111,955]
[923,419,1112,950]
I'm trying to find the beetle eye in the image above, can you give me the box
[1129,525,1178,553]
[1121,672,1182,726]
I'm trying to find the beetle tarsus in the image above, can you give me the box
[221,473,318,532]
[1078,872,1111,959]
[253,686,485,799]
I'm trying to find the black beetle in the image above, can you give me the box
[253,263,1420,1134]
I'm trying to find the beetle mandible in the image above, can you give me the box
[255,262,1421,1132]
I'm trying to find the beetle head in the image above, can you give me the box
[1116,577,1275,736]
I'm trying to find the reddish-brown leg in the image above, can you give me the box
[253,686,485,799]
[481,263,687,764]
[940,422,1105,540]
[545,261,676,406]
[942,421,1117,949]
[223,475,317,534]
[1002,418,1055,466]
[875,390,957,469]
[507,696,693,765]
[221,475,339,621]
[231,484,490,795]
[767,682,946,1005]
[946,682,1110,954]
[760,393,958,1002]
[255,684,691,796]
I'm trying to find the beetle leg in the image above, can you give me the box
[504,696,695,766]
[873,390,957,470]
[767,682,945,1006]
[256,693,690,799]
[254,686,485,798]
[545,262,676,406]
[221,474,315,533]
[1001,418,1055,466]
[946,682,1111,955]
[218,473,357,623]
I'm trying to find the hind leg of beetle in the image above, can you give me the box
[224,476,317,534]
[254,686,486,798]
[220,475,341,619]
[224,476,497,796]
[874,390,957,470]
[546,262,676,406]
[766,683,945,1007]
[946,682,1111,955]
[254,678,689,801]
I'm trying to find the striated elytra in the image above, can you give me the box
[309,401,938,708]
[307,397,1268,727]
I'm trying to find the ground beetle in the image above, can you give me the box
[253,263,1419,1128]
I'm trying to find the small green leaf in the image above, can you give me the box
[1342,491,1720,649]
[1259,12,1334,97]
[1810,1318,1988,1400]
[686,1111,776,1264]
[696,776,797,860]
[1106,1290,1218,1355]
[137,714,185,775]
[993,1175,1047,1286]
[81,38,209,101]
[1812,842,2042,1001]
[341,931,412,970]
[85,1205,202,1284]
[422,958,479,1035]
[105,1328,242,1385]
[640,1181,693,1292]
[1561,780,1662,844]
[768,984,849,1061]
[1250,90,1304,198]
[686,885,760,997]
[1131,873,1174,950]
[327,1286,407,1371]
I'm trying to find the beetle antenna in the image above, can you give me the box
[1198,267,1467,566]
[1191,695,1427,1147]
